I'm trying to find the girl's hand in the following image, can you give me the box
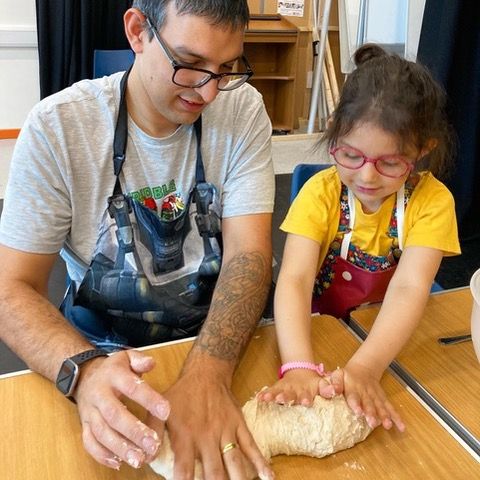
[257,369,323,406]
[319,364,405,432]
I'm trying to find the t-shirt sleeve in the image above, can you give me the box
[280,167,340,245]
[0,108,72,254]
[404,173,461,256]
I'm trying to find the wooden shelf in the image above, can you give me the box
[245,16,299,132]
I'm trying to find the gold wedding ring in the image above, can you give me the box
[221,442,237,454]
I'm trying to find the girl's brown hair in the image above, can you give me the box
[321,44,455,179]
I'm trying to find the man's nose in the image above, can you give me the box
[194,79,219,104]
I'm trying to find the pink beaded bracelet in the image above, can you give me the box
[278,361,325,379]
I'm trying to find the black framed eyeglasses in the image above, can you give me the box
[145,17,253,91]
[329,146,415,178]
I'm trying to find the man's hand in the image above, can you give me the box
[74,349,171,470]
[148,363,274,480]
[147,214,274,478]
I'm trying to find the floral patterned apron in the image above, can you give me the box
[312,176,418,318]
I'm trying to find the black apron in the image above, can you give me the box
[61,69,222,350]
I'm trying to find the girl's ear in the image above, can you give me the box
[419,138,438,159]
[124,8,148,54]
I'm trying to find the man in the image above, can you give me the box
[0,1,275,478]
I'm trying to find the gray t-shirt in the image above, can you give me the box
[0,73,274,282]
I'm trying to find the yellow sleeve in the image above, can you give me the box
[404,172,461,256]
[280,166,341,267]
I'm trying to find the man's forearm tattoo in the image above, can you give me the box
[194,251,270,362]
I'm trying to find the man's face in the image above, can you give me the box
[135,3,245,134]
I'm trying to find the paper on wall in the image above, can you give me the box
[277,1,304,17]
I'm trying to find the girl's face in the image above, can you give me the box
[333,122,417,213]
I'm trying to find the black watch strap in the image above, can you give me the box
[56,348,109,401]
[68,349,109,365]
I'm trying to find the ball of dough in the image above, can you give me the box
[149,434,257,480]
[149,393,372,478]
[242,394,372,460]
[149,434,202,480]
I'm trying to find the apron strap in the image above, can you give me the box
[340,188,356,259]
[193,118,205,184]
[112,69,130,196]
[396,183,405,251]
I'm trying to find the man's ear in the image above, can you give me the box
[124,8,148,54]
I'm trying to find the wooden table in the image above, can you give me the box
[1,315,479,479]
[350,288,480,455]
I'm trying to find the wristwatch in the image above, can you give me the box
[55,349,109,401]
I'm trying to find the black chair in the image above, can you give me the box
[93,49,135,78]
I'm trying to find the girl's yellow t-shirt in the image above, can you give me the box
[281,166,461,272]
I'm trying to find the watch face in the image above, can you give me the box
[56,358,79,397]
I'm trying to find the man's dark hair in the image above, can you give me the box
[132,0,250,34]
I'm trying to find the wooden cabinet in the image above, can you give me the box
[245,16,299,133]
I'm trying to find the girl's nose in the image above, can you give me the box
[359,160,380,182]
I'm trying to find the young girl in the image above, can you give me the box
[258,44,461,431]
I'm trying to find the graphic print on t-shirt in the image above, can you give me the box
[129,180,187,220]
